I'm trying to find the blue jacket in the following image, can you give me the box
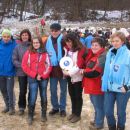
[0,39,16,76]
[80,37,85,45]
[85,35,93,48]
[102,45,130,92]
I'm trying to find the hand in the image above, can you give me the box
[120,86,126,93]
[63,69,69,76]
[80,69,84,74]
[37,74,41,81]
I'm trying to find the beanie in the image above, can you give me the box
[2,29,11,36]
[50,23,61,30]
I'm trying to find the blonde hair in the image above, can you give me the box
[110,32,126,42]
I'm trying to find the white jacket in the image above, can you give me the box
[63,48,83,83]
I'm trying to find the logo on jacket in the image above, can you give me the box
[114,65,119,72]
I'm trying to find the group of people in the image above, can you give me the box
[0,22,130,130]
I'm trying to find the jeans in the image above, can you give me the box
[0,76,15,109]
[90,94,105,127]
[28,78,48,108]
[18,76,28,110]
[50,77,67,111]
[104,91,130,128]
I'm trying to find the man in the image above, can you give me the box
[85,33,94,48]
[46,23,67,117]
[0,29,16,115]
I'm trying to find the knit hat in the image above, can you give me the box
[50,23,61,30]
[2,29,11,36]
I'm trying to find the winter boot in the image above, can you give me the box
[41,101,47,122]
[8,108,15,115]
[1,107,9,113]
[28,107,34,125]
[117,126,125,130]
[108,125,116,130]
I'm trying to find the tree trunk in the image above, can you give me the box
[19,0,26,21]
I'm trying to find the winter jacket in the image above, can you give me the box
[22,50,52,79]
[102,45,130,92]
[0,39,16,76]
[46,35,65,78]
[63,47,86,83]
[12,41,30,76]
[85,35,93,48]
[83,48,106,95]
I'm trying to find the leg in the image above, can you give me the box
[73,81,83,117]
[116,92,130,129]
[18,76,27,112]
[39,79,48,122]
[69,81,82,123]
[90,95,96,124]
[28,82,38,125]
[90,94,104,128]
[49,77,59,111]
[6,76,15,115]
[0,76,9,112]
[68,77,75,115]
[59,77,67,112]
[104,92,116,129]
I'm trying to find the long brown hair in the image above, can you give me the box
[63,32,83,51]
[29,36,45,53]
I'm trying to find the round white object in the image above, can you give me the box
[60,57,73,70]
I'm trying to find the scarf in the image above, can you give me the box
[102,45,127,92]
[46,34,63,66]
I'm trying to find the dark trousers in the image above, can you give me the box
[68,77,83,116]
[18,76,28,110]
[0,76,15,109]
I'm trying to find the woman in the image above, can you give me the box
[22,36,52,125]
[102,32,130,130]
[82,37,106,129]
[12,29,32,115]
[61,33,86,123]
[0,29,16,115]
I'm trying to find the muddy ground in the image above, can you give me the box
[0,79,130,130]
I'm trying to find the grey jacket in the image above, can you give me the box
[12,42,30,76]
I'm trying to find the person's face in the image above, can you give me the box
[2,33,11,43]
[21,32,29,42]
[91,42,102,54]
[111,36,124,49]
[65,40,73,50]
[32,39,40,49]
[50,29,61,38]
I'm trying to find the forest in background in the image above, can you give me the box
[0,0,130,24]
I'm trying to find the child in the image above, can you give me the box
[22,36,52,125]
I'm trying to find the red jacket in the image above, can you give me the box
[22,50,52,79]
[82,48,106,95]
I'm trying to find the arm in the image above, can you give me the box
[84,52,106,78]
[41,53,52,79]
[12,46,21,68]
[84,70,100,78]
[22,51,37,78]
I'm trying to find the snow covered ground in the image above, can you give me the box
[0,10,130,35]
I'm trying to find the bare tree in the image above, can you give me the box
[19,0,26,21]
